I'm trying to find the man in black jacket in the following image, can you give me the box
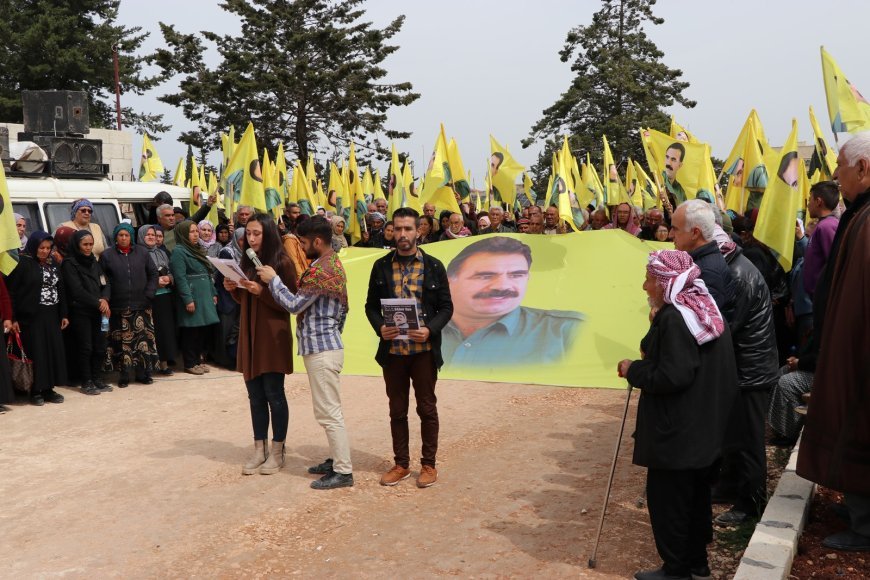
[365,207,453,489]
[671,200,736,323]
[711,226,780,524]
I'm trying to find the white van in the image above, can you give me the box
[8,176,189,238]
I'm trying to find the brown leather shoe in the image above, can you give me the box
[185,366,205,375]
[379,464,411,486]
[417,465,438,488]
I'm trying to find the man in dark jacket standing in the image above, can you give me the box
[365,207,453,489]
[671,200,736,322]
[711,225,780,524]
[798,132,870,551]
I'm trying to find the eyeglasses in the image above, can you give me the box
[78,208,92,214]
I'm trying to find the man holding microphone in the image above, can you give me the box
[256,216,353,490]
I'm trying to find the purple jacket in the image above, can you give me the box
[803,214,839,296]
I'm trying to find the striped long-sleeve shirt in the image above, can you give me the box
[267,253,348,356]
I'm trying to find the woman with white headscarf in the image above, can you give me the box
[330,215,348,251]
[617,249,737,580]
[198,219,223,258]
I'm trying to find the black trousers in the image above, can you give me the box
[68,310,107,382]
[720,387,771,515]
[245,372,289,442]
[180,325,206,369]
[382,351,439,468]
[646,465,715,576]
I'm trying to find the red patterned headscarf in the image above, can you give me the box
[647,249,724,345]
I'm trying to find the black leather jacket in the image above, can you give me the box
[365,248,453,370]
[725,247,780,389]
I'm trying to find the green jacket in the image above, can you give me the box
[169,245,219,328]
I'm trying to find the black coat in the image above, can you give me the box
[5,256,67,322]
[61,257,110,315]
[365,248,453,370]
[626,305,738,470]
[725,247,779,389]
[689,241,736,323]
[100,246,158,310]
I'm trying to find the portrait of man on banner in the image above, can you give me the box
[441,236,583,368]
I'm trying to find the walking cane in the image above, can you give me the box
[588,383,634,568]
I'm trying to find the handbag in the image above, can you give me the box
[7,331,34,393]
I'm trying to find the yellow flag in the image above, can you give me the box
[316,179,327,210]
[347,142,363,209]
[696,144,717,204]
[386,144,406,219]
[275,143,289,203]
[402,159,421,212]
[373,169,386,201]
[551,147,581,231]
[172,157,185,187]
[523,172,537,206]
[138,133,164,182]
[0,161,21,274]
[225,122,266,212]
[625,156,640,206]
[447,138,471,202]
[220,125,236,216]
[262,148,282,216]
[808,106,838,179]
[327,162,343,213]
[421,125,461,214]
[188,156,202,216]
[645,128,711,206]
[602,135,629,205]
[293,161,314,214]
[821,46,870,137]
[580,155,603,209]
[755,119,801,272]
[634,160,660,210]
[362,166,375,203]
[489,135,524,206]
[669,116,699,143]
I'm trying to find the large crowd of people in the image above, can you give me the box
[3,132,869,576]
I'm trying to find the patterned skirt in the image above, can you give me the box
[107,308,159,372]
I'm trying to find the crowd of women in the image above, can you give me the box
[1,198,292,410]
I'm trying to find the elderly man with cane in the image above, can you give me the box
[616,250,737,580]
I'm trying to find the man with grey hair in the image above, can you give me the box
[156,203,178,251]
[671,199,735,320]
[798,131,870,552]
[480,205,516,234]
[234,205,254,228]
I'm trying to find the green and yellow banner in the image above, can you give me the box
[290,231,665,388]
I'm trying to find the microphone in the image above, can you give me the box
[245,248,264,268]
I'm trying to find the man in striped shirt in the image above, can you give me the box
[256,216,352,490]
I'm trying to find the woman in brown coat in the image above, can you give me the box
[224,213,297,476]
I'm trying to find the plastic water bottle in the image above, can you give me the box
[100,315,110,333]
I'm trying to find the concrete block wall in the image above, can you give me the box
[0,122,133,181]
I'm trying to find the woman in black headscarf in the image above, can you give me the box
[101,223,159,387]
[62,230,112,395]
[138,224,177,375]
[5,231,69,405]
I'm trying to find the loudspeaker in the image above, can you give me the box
[32,135,104,177]
[22,90,90,135]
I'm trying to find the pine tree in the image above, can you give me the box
[149,0,419,166]
[0,0,166,133]
[523,0,694,188]
[160,167,173,185]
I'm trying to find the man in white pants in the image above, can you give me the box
[257,216,352,490]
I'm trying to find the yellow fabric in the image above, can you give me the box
[172,157,185,187]
[138,133,164,182]
[402,159,422,212]
[386,143,406,219]
[755,119,801,272]
[447,137,471,202]
[809,105,838,179]
[489,135,524,206]
[0,162,20,274]
[275,143,289,204]
[225,122,266,211]
[300,233,664,388]
[669,116,699,143]
[421,125,461,214]
[645,128,714,203]
[821,46,870,136]
[602,135,628,205]
[373,169,386,201]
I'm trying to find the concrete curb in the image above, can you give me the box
[733,438,815,580]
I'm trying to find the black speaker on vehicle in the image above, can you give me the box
[32,135,104,177]
[22,90,90,135]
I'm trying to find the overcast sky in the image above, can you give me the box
[117,0,870,185]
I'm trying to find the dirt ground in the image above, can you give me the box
[0,368,660,579]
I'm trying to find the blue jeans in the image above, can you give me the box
[245,372,288,441]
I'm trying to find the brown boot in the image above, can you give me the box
[259,440,285,475]
[379,464,411,486]
[242,440,268,475]
[417,465,438,488]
